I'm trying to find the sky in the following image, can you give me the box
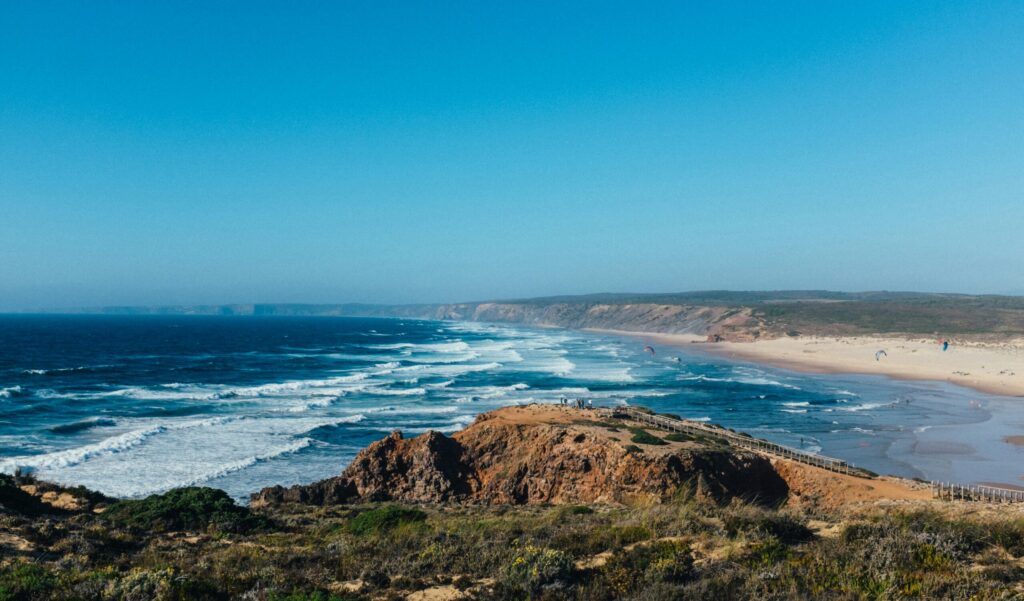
[1,1,1022,309]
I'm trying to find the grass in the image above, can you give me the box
[347,505,427,536]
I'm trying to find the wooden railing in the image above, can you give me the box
[932,482,1024,503]
[613,407,874,478]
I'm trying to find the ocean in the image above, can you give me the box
[1,315,1021,501]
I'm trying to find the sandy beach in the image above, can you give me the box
[588,329,1024,397]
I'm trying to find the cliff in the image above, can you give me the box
[54,291,1024,342]
[252,405,789,507]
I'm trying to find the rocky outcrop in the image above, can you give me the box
[253,408,788,507]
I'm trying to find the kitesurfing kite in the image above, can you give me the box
[875,350,887,361]
[643,345,656,356]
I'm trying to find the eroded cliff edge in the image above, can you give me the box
[252,405,789,507]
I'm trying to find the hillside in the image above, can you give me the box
[253,405,790,508]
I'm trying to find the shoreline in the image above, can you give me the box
[585,329,1024,398]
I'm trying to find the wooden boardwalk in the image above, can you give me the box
[932,481,1024,503]
[613,406,1024,503]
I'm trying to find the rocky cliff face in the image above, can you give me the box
[253,407,788,507]
[408,302,764,340]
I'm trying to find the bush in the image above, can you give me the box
[601,540,693,595]
[347,506,427,536]
[0,564,56,600]
[723,508,813,544]
[103,487,264,533]
[663,432,695,443]
[500,544,573,594]
[629,428,667,446]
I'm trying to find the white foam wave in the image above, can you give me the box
[369,405,458,416]
[366,387,427,397]
[0,386,23,398]
[782,401,810,407]
[176,438,316,488]
[838,402,893,413]
[425,380,455,389]
[0,426,167,472]
[781,409,808,414]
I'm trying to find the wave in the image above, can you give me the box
[679,373,800,390]
[369,405,458,416]
[0,425,167,472]
[175,438,316,489]
[734,376,801,390]
[782,401,810,408]
[0,386,24,398]
[375,340,471,354]
[393,362,503,377]
[21,364,118,376]
[48,418,116,434]
[780,408,808,414]
[424,380,455,389]
[365,386,427,397]
[838,402,894,413]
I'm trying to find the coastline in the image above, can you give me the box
[587,329,1024,398]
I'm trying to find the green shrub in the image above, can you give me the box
[347,506,427,536]
[0,564,56,601]
[558,505,594,516]
[601,540,693,594]
[500,544,572,594]
[663,433,695,443]
[103,487,264,533]
[624,444,644,455]
[629,428,666,446]
[723,508,813,544]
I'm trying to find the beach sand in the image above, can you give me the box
[586,329,1024,397]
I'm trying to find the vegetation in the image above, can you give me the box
[3,480,1024,600]
[629,428,667,446]
[346,505,427,536]
[102,486,266,533]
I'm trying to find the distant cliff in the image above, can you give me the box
[47,290,1024,341]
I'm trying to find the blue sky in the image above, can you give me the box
[1,1,1022,309]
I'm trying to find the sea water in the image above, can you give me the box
[1,315,1021,500]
